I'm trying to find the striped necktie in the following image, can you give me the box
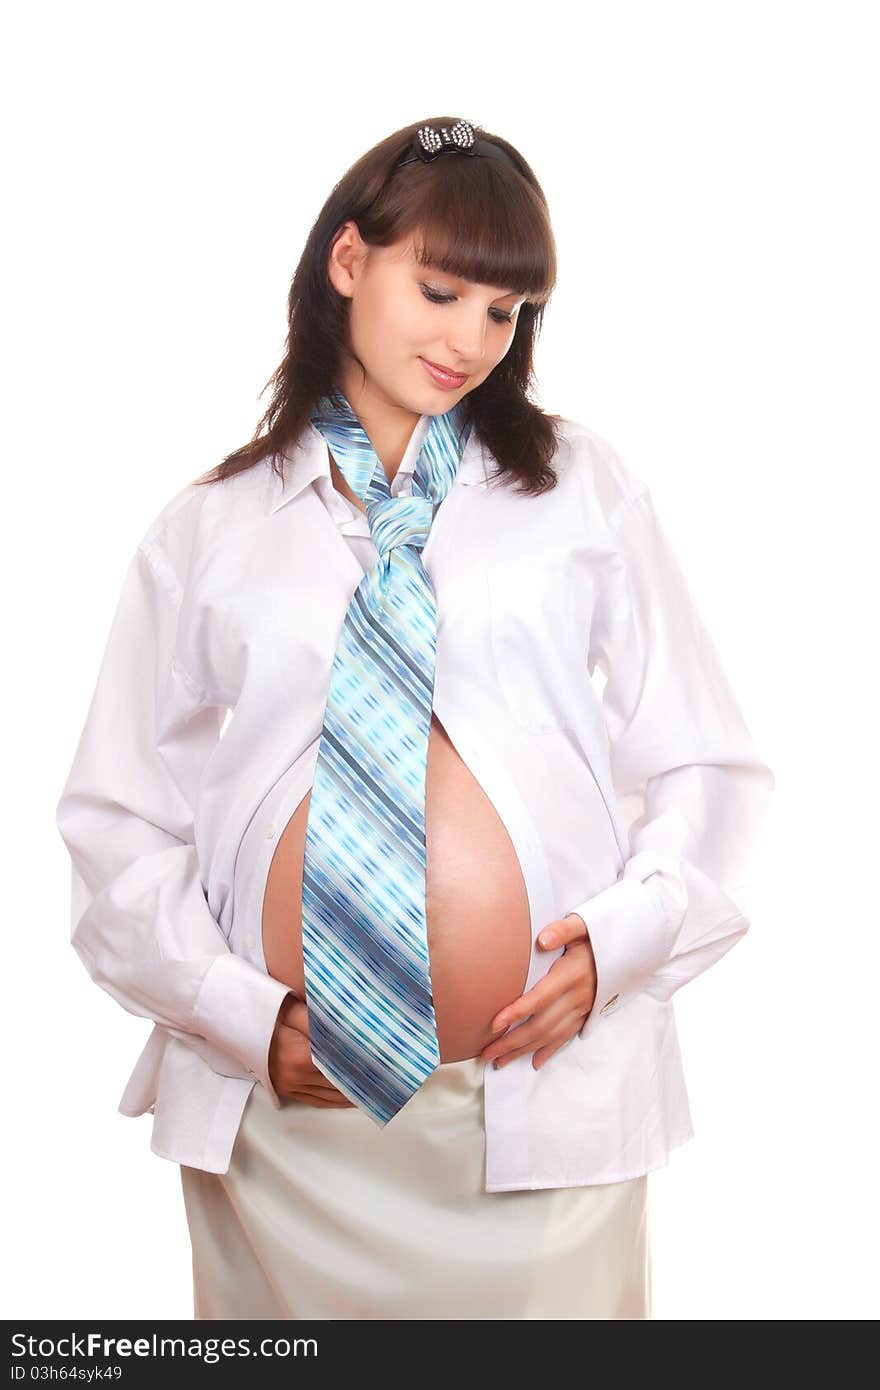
[301,387,472,1126]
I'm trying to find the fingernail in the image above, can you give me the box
[539,930,557,947]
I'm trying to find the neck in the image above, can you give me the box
[332,368,422,486]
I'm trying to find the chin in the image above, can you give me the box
[392,378,444,415]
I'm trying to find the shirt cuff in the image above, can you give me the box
[566,874,674,1040]
[192,954,294,1108]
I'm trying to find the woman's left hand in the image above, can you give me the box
[480,913,597,1071]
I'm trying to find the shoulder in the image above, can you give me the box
[136,459,270,598]
[550,415,650,526]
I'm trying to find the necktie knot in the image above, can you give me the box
[366,494,436,559]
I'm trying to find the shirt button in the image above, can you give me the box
[246,1067,258,1079]
[600,994,620,1014]
[265,823,276,838]
[244,932,256,949]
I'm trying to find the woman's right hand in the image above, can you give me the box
[268,993,356,1106]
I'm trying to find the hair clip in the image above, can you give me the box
[412,120,477,160]
[395,120,516,171]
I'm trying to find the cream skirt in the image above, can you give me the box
[179,1055,652,1320]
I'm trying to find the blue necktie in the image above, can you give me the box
[301,388,472,1126]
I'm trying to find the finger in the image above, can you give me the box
[290,1094,356,1107]
[278,1079,356,1104]
[527,1005,590,1065]
[536,912,591,952]
[279,996,309,1032]
[492,1019,581,1071]
[296,1079,349,1097]
[530,1045,563,1071]
[488,1041,532,1069]
[487,952,583,1037]
[483,996,575,1063]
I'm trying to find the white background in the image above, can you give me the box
[4,0,877,1320]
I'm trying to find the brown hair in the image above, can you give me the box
[193,116,564,498]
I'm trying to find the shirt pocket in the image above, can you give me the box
[486,558,581,733]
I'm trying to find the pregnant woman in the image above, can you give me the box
[55,116,774,1320]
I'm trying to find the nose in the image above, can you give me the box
[445,308,491,369]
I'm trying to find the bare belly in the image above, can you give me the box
[261,713,533,1062]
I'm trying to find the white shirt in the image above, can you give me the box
[55,414,774,1192]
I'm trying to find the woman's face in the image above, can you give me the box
[328,222,526,418]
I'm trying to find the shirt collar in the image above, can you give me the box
[265,415,492,520]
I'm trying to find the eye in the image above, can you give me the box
[419,283,515,325]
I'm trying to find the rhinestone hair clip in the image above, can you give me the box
[395,120,518,171]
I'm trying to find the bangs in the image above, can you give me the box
[385,159,556,307]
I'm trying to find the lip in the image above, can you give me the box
[419,357,469,389]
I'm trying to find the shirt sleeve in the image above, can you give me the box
[55,532,293,1103]
[567,485,775,1039]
